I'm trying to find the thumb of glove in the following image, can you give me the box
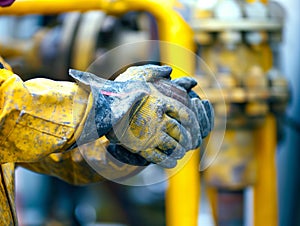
[172,77,200,99]
[172,77,198,91]
[69,69,150,143]
[116,64,173,82]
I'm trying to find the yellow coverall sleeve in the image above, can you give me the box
[0,68,89,162]
[0,56,144,184]
[0,65,107,184]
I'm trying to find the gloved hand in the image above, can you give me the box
[70,65,202,168]
[172,77,214,139]
[110,65,214,168]
[107,65,204,168]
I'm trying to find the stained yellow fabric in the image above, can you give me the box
[0,68,96,225]
[0,66,105,225]
[0,62,149,224]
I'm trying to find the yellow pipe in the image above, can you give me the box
[166,149,200,226]
[1,1,198,226]
[246,0,268,4]
[0,0,195,76]
[206,186,218,224]
[0,0,194,46]
[0,0,106,14]
[253,115,278,226]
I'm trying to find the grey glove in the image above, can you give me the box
[107,65,213,168]
[172,77,214,138]
[69,65,213,169]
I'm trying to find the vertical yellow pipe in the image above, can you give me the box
[142,3,199,226]
[206,186,218,224]
[108,2,199,226]
[167,150,200,226]
[108,2,198,225]
[244,1,276,224]
[253,115,278,226]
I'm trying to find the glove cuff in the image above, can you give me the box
[76,90,113,145]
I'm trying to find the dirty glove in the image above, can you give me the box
[172,77,214,138]
[70,65,201,168]
[107,65,203,168]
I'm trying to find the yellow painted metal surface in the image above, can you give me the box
[246,0,268,4]
[204,129,256,189]
[0,0,106,15]
[206,186,218,224]
[253,115,278,226]
[0,0,195,74]
[166,149,200,226]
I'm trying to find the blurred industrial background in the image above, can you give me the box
[0,0,299,225]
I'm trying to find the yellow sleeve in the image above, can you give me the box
[19,137,143,185]
[0,59,142,184]
[0,67,92,163]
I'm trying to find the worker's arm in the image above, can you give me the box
[0,62,140,184]
[0,64,110,184]
[0,63,90,163]
[0,58,213,183]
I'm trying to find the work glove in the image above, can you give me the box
[107,65,210,168]
[118,66,214,139]
[172,77,214,139]
[70,65,203,168]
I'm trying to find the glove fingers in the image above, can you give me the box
[192,98,212,138]
[172,77,198,91]
[201,99,214,130]
[157,155,177,168]
[139,148,177,168]
[188,90,201,99]
[165,117,192,149]
[165,100,201,148]
[156,132,185,160]
[165,101,193,125]
[167,141,186,160]
[155,132,177,155]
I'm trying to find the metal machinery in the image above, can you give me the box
[189,1,288,225]
[0,0,289,226]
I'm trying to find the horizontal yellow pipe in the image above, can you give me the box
[0,0,194,46]
[0,0,195,75]
[0,0,195,54]
[0,0,106,15]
